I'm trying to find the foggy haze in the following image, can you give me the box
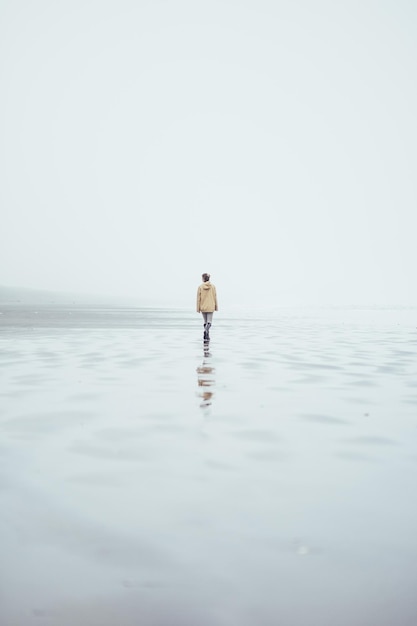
[1,0,416,307]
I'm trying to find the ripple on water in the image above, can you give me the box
[205,459,236,472]
[0,410,95,436]
[343,396,375,405]
[228,429,282,443]
[67,392,100,402]
[67,472,128,486]
[290,375,329,384]
[341,435,401,447]
[298,413,351,425]
[335,451,381,463]
[376,364,407,374]
[245,449,287,463]
[241,361,263,370]
[347,379,378,387]
[68,442,151,462]
[403,396,417,405]
[94,427,147,441]
[13,373,55,385]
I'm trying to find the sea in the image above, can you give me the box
[1,304,417,626]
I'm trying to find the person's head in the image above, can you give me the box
[202,273,210,282]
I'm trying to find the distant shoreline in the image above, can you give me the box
[0,285,142,307]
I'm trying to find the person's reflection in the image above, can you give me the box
[196,358,215,409]
[203,337,210,357]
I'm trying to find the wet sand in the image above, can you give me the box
[1,305,417,625]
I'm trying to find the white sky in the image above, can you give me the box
[1,0,416,307]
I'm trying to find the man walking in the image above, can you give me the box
[196,273,218,340]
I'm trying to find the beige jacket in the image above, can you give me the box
[197,282,218,313]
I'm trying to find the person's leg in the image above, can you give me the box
[202,313,208,339]
[205,312,213,338]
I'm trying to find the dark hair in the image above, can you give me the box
[202,273,210,282]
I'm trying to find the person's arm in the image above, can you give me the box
[196,286,201,312]
[214,286,218,311]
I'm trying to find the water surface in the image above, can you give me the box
[1,305,416,625]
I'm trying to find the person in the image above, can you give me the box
[196,273,218,340]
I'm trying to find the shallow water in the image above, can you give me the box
[1,305,417,625]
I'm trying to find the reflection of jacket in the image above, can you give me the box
[197,282,218,313]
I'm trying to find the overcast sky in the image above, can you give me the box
[1,0,416,307]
